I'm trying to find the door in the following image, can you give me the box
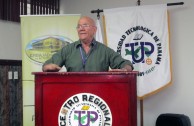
[0,60,22,126]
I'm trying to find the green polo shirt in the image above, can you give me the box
[43,39,133,72]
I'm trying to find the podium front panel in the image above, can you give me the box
[34,72,137,126]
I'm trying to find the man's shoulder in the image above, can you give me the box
[63,40,80,48]
[95,41,113,50]
[95,41,106,47]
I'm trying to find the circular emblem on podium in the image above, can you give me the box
[58,93,112,126]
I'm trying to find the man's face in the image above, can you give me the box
[77,18,96,42]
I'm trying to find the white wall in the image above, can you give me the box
[0,20,22,60]
[60,0,194,126]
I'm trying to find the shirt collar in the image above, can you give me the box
[76,39,97,48]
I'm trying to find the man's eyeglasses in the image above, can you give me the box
[76,24,93,29]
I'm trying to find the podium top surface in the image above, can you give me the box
[32,71,138,76]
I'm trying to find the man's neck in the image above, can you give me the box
[81,40,93,54]
[82,41,91,47]
[81,38,94,47]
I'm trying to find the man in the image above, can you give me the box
[42,16,133,72]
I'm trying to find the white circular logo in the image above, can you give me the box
[58,93,112,126]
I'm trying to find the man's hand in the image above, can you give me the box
[42,64,61,72]
[109,65,133,72]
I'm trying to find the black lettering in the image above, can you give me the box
[63,103,70,109]
[98,101,103,106]
[150,32,154,36]
[125,29,131,35]
[155,57,162,64]
[82,95,87,101]
[100,104,106,110]
[154,36,159,42]
[104,122,111,126]
[94,98,100,104]
[60,115,66,126]
[158,50,162,54]
[105,117,111,121]
[138,72,144,76]
[88,95,94,102]
[67,100,74,107]
[157,43,161,46]
[103,109,110,116]
[122,35,126,39]
[73,96,79,103]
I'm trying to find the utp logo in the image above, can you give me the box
[74,109,98,126]
[125,41,154,64]
[58,93,112,126]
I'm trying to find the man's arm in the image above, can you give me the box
[122,64,133,71]
[42,64,61,72]
[109,64,133,72]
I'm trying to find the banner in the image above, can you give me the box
[21,14,80,80]
[104,4,172,99]
[21,14,80,126]
[95,19,104,43]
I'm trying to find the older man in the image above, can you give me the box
[42,16,133,72]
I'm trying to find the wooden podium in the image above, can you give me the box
[33,72,137,126]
